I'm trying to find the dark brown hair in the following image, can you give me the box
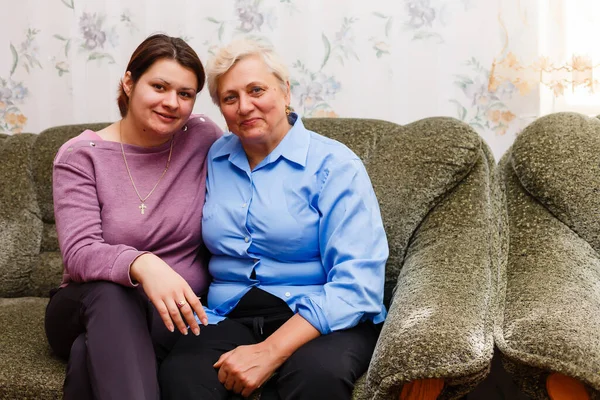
[117,34,205,117]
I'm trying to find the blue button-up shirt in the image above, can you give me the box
[200,114,388,334]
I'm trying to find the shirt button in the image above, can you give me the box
[284,292,291,297]
[200,117,206,122]
[242,203,247,208]
[244,236,250,243]
[89,141,96,147]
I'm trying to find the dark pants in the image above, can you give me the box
[159,288,381,400]
[44,281,183,400]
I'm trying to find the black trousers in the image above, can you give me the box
[159,288,381,400]
[44,281,185,400]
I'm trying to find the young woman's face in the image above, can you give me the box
[217,55,290,146]
[124,58,198,137]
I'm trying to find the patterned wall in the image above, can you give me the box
[0,0,554,159]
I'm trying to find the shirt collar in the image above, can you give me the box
[211,132,243,160]
[211,113,310,169]
[266,113,309,168]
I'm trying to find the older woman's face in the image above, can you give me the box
[218,55,290,146]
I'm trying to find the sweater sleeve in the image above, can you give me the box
[53,148,145,286]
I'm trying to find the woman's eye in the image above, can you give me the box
[179,92,192,98]
[222,95,236,103]
[153,84,164,90]
[250,87,264,94]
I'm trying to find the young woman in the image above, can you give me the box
[44,34,221,400]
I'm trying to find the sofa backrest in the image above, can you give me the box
[0,118,483,302]
[32,123,110,297]
[0,133,43,297]
[0,124,108,297]
[304,117,482,305]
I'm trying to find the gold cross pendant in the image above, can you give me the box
[139,203,147,214]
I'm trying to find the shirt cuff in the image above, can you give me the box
[111,249,147,287]
[296,298,332,335]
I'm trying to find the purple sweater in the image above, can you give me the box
[53,115,222,294]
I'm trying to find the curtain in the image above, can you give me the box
[1,0,598,160]
[490,0,600,116]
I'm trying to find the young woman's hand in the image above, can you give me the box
[130,253,208,335]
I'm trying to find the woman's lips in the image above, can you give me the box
[155,111,177,122]
[241,118,260,126]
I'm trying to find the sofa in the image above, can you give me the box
[0,116,500,399]
[496,112,600,399]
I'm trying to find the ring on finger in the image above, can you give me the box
[176,300,187,309]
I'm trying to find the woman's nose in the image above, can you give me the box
[238,94,254,114]
[163,90,179,109]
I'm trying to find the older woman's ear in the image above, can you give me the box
[285,80,291,103]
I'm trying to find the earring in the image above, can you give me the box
[285,105,293,116]
[182,125,188,132]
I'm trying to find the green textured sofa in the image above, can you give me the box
[496,112,600,399]
[0,117,500,399]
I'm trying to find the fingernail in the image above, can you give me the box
[169,326,174,333]
[193,327,200,336]
[183,328,188,335]
[202,318,208,326]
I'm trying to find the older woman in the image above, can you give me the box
[159,38,388,400]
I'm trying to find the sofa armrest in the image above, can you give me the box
[496,158,600,397]
[364,148,500,399]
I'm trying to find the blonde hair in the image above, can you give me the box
[206,38,290,105]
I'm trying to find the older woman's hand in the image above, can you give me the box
[214,342,281,397]
[214,314,321,397]
[130,253,208,335]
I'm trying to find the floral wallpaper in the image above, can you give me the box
[0,0,593,159]
[451,58,518,137]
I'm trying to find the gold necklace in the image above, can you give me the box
[119,120,174,215]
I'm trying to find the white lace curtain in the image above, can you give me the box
[490,0,600,117]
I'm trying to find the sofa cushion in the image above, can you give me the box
[0,134,43,297]
[304,117,481,306]
[34,222,63,296]
[511,112,600,254]
[31,252,64,298]
[0,297,63,399]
